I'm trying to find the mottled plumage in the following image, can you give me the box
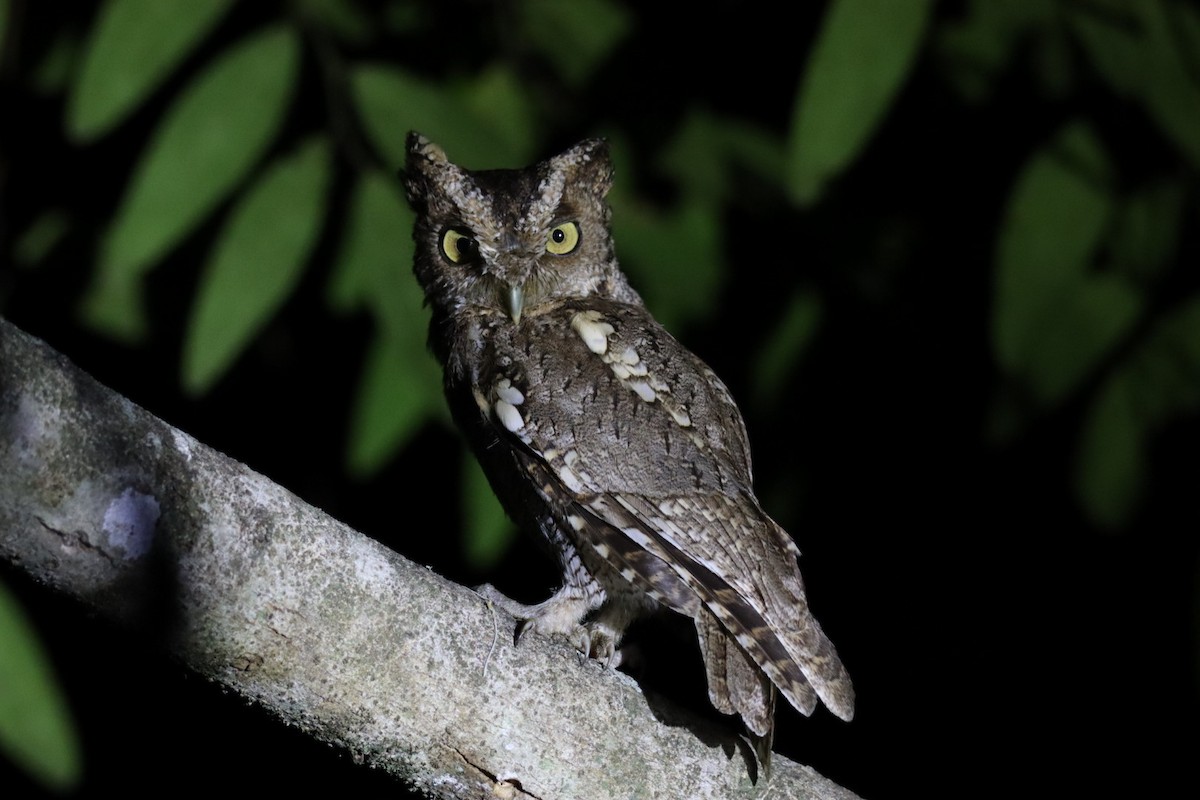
[402,133,854,760]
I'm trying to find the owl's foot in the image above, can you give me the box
[477,583,591,645]
[476,583,623,666]
[580,598,644,668]
[580,619,624,668]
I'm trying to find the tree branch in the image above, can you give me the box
[0,318,860,800]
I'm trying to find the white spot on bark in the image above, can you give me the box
[171,429,194,461]
[103,488,159,559]
[353,541,394,586]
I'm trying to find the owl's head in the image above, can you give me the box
[403,133,640,324]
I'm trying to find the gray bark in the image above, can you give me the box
[0,317,860,800]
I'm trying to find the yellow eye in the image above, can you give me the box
[546,222,580,255]
[441,228,478,264]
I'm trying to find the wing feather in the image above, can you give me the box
[484,300,855,724]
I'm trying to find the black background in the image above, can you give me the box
[2,2,1197,798]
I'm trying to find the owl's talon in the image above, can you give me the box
[575,629,592,663]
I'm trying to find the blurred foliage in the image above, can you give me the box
[2,0,1199,788]
[0,583,81,792]
[787,0,935,206]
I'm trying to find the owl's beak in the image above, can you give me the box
[506,284,525,324]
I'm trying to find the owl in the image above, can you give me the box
[402,133,854,761]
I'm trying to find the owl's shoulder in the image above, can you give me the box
[467,298,755,495]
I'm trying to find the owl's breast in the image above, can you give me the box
[467,299,754,497]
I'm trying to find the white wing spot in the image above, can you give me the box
[617,346,640,365]
[494,399,525,433]
[557,465,585,492]
[669,406,692,427]
[495,378,525,406]
[628,380,657,402]
[571,311,614,355]
[572,311,694,431]
[568,514,586,531]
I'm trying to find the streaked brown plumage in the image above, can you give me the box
[403,133,853,762]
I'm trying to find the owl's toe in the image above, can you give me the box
[582,621,624,668]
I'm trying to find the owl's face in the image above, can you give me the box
[404,133,625,324]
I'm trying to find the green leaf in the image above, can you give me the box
[352,65,534,169]
[655,111,785,205]
[82,26,298,342]
[1106,178,1185,282]
[720,120,787,190]
[462,451,516,570]
[182,136,330,394]
[1128,295,1200,424]
[329,173,433,345]
[611,193,723,333]
[1069,0,1200,169]
[332,172,444,475]
[294,0,373,45]
[14,210,70,269]
[67,0,234,141]
[936,0,1056,103]
[786,0,934,206]
[1076,369,1144,529]
[1135,0,1200,170]
[657,113,731,201]
[344,332,442,476]
[518,0,633,86]
[752,290,823,408]
[32,28,79,95]
[992,123,1133,406]
[0,581,82,792]
[1017,276,1142,406]
[459,66,537,163]
[328,172,413,313]
[1073,293,1200,527]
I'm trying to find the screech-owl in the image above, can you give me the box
[402,133,854,759]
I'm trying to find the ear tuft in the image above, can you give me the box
[403,131,451,206]
[554,138,613,197]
